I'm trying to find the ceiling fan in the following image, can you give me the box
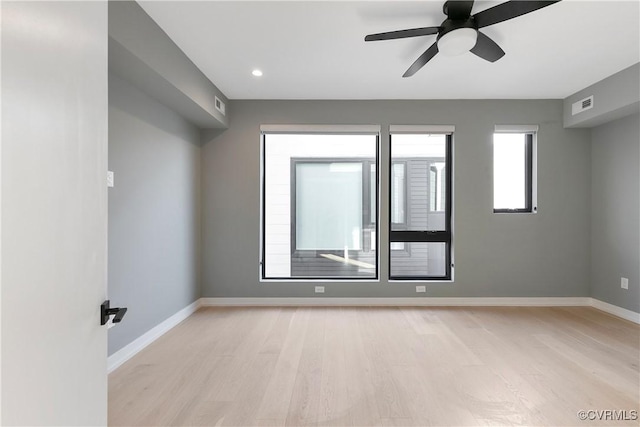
[365,1,561,77]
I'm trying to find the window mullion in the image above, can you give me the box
[390,230,450,242]
[525,133,533,212]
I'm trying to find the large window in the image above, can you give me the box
[261,128,379,279]
[493,127,537,213]
[389,128,453,280]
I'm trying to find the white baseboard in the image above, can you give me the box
[590,298,640,324]
[107,299,202,373]
[199,296,591,307]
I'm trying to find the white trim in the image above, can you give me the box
[260,124,380,134]
[107,300,201,373]
[494,125,539,133]
[200,297,590,307]
[590,298,640,324]
[389,125,455,133]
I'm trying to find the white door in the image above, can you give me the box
[1,1,109,425]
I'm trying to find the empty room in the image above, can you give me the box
[1,0,639,426]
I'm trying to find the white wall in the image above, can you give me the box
[1,2,108,424]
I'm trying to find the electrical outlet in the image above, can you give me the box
[621,277,629,290]
[416,285,426,293]
[315,286,325,294]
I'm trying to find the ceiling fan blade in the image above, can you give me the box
[444,1,474,20]
[365,26,440,42]
[473,1,561,29]
[470,31,505,62]
[403,42,439,78]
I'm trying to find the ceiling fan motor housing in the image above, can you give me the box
[437,18,477,40]
[437,19,478,56]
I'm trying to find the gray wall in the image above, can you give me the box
[564,63,640,128]
[109,0,228,128]
[202,100,591,298]
[590,113,640,313]
[108,74,201,355]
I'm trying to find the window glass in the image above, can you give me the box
[295,162,362,250]
[494,133,526,210]
[389,132,451,280]
[263,133,377,279]
[370,164,376,224]
[390,242,447,277]
[430,162,445,212]
[391,134,446,232]
[391,163,405,224]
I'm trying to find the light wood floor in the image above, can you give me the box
[109,306,640,426]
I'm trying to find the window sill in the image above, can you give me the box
[493,209,537,214]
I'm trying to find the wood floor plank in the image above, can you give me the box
[343,309,382,427]
[284,347,324,427]
[109,306,640,427]
[255,308,310,423]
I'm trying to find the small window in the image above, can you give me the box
[493,130,536,213]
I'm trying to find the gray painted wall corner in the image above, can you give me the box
[590,113,640,313]
[564,63,640,128]
[109,0,229,129]
[108,73,202,355]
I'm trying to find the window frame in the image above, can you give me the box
[290,157,376,254]
[390,161,408,227]
[493,130,537,214]
[429,163,446,213]
[388,132,453,281]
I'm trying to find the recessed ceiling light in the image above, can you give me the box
[252,69,263,77]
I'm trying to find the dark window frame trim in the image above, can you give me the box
[290,157,375,254]
[366,162,377,228]
[493,132,534,214]
[388,133,453,281]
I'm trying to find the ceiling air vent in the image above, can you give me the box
[572,95,594,116]
[215,96,226,116]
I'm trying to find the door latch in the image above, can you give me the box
[100,300,127,326]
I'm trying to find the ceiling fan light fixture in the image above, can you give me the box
[437,28,478,56]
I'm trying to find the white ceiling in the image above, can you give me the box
[139,1,640,100]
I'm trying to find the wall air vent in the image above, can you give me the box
[214,96,226,116]
[572,95,594,116]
